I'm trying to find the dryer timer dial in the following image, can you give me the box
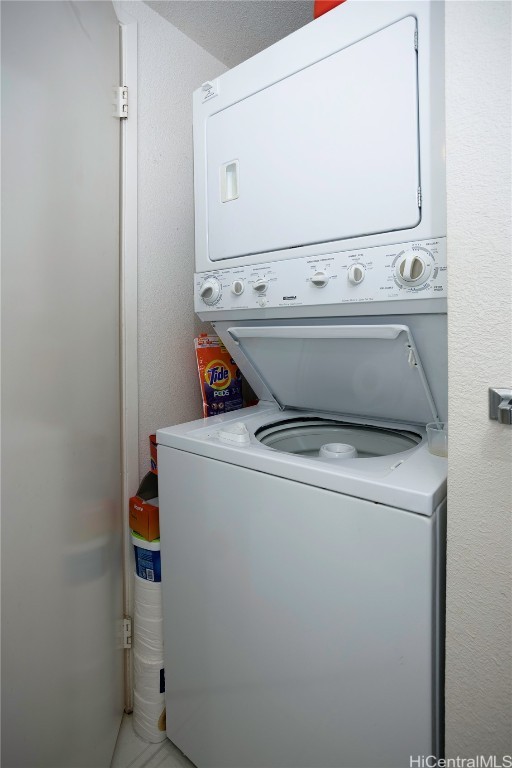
[395,250,431,286]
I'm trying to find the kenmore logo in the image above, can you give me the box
[283,296,297,301]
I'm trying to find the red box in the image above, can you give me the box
[129,471,159,541]
[314,0,346,19]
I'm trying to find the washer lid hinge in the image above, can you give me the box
[407,346,418,368]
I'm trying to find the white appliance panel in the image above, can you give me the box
[226,324,439,424]
[159,447,441,768]
[194,1,445,272]
[212,314,448,426]
[206,17,420,262]
[194,238,447,320]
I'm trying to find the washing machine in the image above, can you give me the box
[158,1,446,766]
[157,314,447,768]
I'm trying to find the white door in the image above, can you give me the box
[206,16,420,262]
[1,2,124,766]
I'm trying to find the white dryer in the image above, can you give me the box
[158,1,446,766]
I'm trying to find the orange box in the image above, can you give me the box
[129,471,159,541]
[150,434,158,474]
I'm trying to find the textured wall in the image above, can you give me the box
[146,1,312,68]
[445,1,512,757]
[117,2,226,475]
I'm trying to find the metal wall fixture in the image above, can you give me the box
[489,388,512,425]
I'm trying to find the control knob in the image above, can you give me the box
[252,278,269,294]
[231,279,245,296]
[347,264,365,285]
[199,277,221,305]
[395,250,430,286]
[311,271,328,288]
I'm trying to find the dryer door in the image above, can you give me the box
[224,324,439,425]
[206,16,420,262]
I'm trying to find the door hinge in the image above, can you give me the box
[122,616,132,649]
[414,29,418,50]
[417,186,422,208]
[113,86,128,119]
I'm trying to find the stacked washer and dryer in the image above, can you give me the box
[157,2,447,767]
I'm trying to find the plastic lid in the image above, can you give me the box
[225,324,439,425]
[132,531,161,550]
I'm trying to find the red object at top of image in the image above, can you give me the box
[314,0,347,19]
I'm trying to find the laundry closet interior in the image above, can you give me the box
[1,2,511,768]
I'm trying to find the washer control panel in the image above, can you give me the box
[194,238,447,314]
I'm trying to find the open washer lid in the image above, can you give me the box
[225,324,440,425]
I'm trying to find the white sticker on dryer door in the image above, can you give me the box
[201,80,219,103]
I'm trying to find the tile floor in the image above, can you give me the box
[111,714,195,768]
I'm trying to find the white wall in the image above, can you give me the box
[445,1,512,757]
[117,1,227,475]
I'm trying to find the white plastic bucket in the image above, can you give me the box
[133,615,164,660]
[134,597,162,622]
[133,690,166,743]
[134,652,165,703]
[134,574,162,607]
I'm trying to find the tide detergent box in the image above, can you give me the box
[194,334,243,417]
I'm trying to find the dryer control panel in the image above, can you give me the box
[195,238,447,316]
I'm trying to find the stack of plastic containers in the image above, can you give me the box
[129,435,166,743]
[133,571,166,742]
